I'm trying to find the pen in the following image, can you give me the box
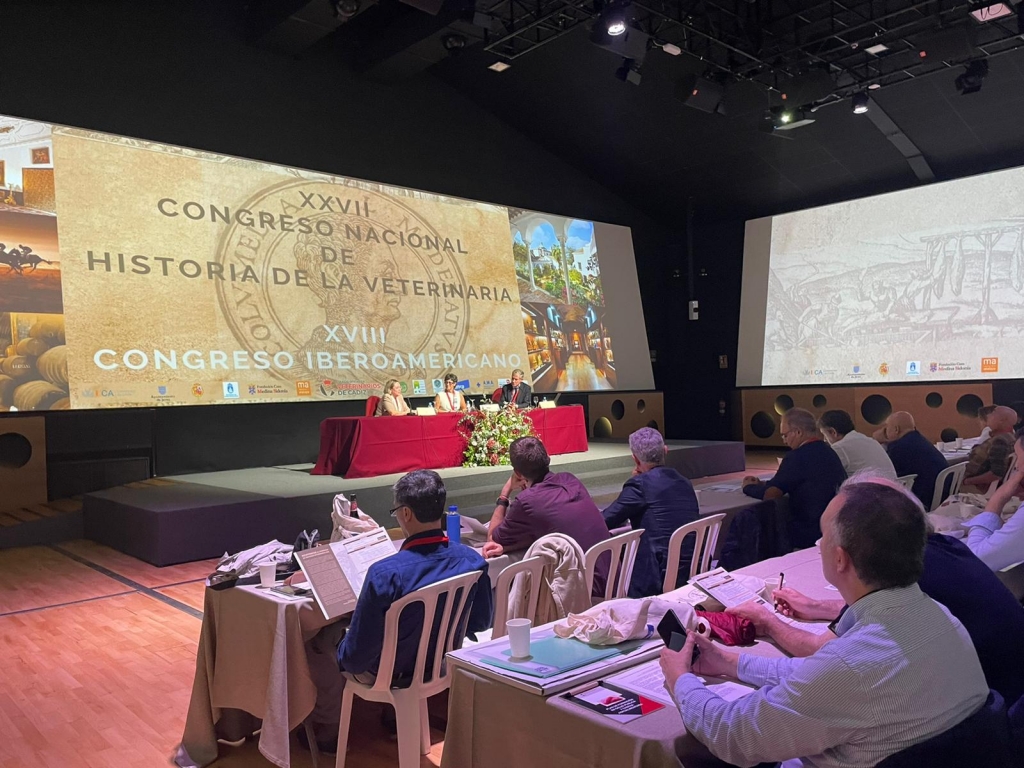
[779,572,785,592]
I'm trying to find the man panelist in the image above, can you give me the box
[499,368,532,408]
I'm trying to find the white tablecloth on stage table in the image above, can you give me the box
[441,547,832,768]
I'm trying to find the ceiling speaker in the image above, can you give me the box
[674,74,726,114]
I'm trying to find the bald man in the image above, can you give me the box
[877,411,948,508]
[962,405,1018,490]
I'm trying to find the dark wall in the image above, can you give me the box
[0,0,686,486]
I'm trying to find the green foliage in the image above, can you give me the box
[459,407,536,467]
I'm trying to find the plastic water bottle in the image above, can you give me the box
[446,505,461,545]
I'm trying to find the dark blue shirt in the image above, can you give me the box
[602,466,700,596]
[744,439,846,549]
[920,533,1024,703]
[336,530,492,683]
[885,430,949,508]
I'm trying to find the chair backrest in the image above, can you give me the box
[369,570,483,696]
[876,690,1011,767]
[931,463,967,511]
[366,395,381,417]
[585,528,644,602]
[896,474,917,491]
[491,388,502,404]
[663,513,727,593]
[491,556,546,639]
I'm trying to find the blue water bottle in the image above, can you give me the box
[446,505,461,545]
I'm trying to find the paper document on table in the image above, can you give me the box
[335,528,395,597]
[775,613,834,635]
[296,528,396,620]
[690,568,761,608]
[602,659,674,705]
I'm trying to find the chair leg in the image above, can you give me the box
[303,720,320,768]
[419,697,431,754]
[336,686,355,768]
[392,694,424,768]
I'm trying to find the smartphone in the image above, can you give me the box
[657,610,701,664]
[271,584,311,597]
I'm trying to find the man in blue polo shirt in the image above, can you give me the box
[876,411,948,508]
[743,407,846,549]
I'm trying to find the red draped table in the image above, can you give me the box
[312,404,589,478]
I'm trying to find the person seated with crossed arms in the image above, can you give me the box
[433,373,468,413]
[660,474,988,768]
[963,433,1024,573]
[374,378,411,416]
[961,404,1017,491]
[728,474,1024,704]
[498,368,532,408]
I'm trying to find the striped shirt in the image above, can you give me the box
[673,585,988,768]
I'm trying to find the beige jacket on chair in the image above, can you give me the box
[508,533,590,626]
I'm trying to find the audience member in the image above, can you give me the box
[977,404,997,442]
[374,378,411,416]
[742,407,846,549]
[729,475,1024,703]
[961,405,1017,490]
[876,411,948,507]
[484,436,610,593]
[661,477,989,767]
[434,373,468,413]
[601,427,699,596]
[818,409,897,480]
[499,368,532,408]
[964,435,1024,571]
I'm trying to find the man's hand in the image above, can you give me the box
[773,587,829,620]
[481,541,504,559]
[726,600,774,637]
[741,476,762,489]
[659,631,697,690]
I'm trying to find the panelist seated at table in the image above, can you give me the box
[433,373,468,413]
[661,476,989,768]
[499,368,532,408]
[482,436,610,595]
[743,407,847,549]
[818,409,897,480]
[961,405,1017,491]
[963,436,1024,572]
[601,427,699,597]
[727,475,1024,704]
[374,379,412,416]
[874,411,948,508]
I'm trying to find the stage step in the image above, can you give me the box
[0,497,85,550]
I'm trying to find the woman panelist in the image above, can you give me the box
[434,373,468,413]
[374,379,411,416]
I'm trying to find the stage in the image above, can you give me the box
[83,439,745,566]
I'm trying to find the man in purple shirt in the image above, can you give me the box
[484,436,610,594]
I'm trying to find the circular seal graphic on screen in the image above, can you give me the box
[216,179,470,395]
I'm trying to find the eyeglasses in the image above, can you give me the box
[389,504,407,518]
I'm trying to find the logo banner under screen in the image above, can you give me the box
[0,114,646,410]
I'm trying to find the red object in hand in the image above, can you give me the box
[696,610,756,646]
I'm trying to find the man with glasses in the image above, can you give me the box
[499,368,532,408]
[742,407,846,549]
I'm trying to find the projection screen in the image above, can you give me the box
[0,114,653,410]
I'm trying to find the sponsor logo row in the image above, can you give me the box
[839,357,1000,378]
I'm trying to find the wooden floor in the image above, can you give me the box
[0,451,780,768]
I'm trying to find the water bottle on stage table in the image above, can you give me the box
[447,505,461,545]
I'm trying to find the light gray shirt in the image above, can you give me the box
[965,505,1024,571]
[673,584,988,768]
[830,430,898,480]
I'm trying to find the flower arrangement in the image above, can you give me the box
[459,407,536,467]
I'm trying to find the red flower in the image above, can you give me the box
[487,438,497,449]
[489,453,500,465]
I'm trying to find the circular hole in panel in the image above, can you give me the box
[751,411,776,439]
[646,420,659,430]
[637,399,646,413]
[940,428,959,443]
[610,400,625,420]
[812,394,827,409]
[860,394,892,425]
[773,395,794,415]
[593,417,613,438]
[0,432,32,469]
[956,394,984,418]
[925,392,943,409]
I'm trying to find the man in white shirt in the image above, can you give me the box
[965,434,1024,571]
[818,409,897,480]
[660,476,988,768]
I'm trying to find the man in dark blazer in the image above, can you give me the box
[602,427,700,596]
[499,368,532,408]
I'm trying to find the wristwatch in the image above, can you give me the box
[495,496,510,507]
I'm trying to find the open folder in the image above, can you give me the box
[295,528,396,620]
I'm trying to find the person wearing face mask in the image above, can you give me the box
[818,409,897,480]
[499,368,532,408]
[433,373,468,413]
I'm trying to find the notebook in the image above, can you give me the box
[480,636,621,678]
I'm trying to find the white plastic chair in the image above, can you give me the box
[1002,453,1017,486]
[896,474,917,491]
[336,570,483,768]
[584,528,644,602]
[663,513,727,593]
[490,556,546,640]
[930,463,967,511]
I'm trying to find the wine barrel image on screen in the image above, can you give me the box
[13,380,67,411]
[0,355,36,381]
[16,337,49,357]
[36,345,68,387]
[28,317,65,345]
[0,375,16,407]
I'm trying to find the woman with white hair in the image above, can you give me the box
[601,427,700,596]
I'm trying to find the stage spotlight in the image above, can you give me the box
[602,2,629,35]
[851,92,870,114]
[955,59,989,94]
[442,33,467,51]
[770,106,814,130]
[332,0,360,17]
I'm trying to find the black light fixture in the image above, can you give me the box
[851,92,870,114]
[601,2,629,36]
[955,59,989,94]
[331,0,360,18]
[770,105,815,130]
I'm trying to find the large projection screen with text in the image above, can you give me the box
[737,163,1024,387]
[0,114,653,411]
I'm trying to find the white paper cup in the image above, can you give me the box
[956,438,963,449]
[762,577,781,601]
[506,618,532,659]
[935,442,944,451]
[259,563,277,588]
